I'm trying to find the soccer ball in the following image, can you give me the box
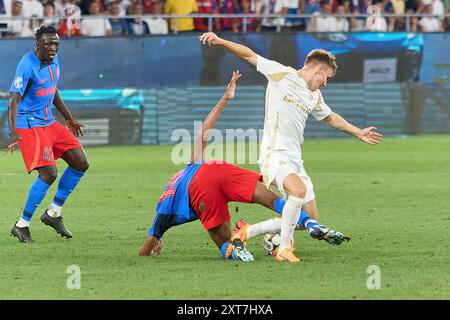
[263,233,281,256]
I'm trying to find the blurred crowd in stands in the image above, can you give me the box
[0,0,449,38]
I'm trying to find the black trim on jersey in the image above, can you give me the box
[150,213,180,239]
[39,61,55,71]
[21,79,33,100]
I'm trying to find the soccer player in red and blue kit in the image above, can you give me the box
[139,71,350,261]
[3,26,89,243]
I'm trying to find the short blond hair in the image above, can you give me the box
[305,49,337,76]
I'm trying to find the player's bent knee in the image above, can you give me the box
[76,160,89,172]
[81,160,89,172]
[285,186,306,199]
[45,175,58,185]
[283,174,307,199]
[38,168,58,185]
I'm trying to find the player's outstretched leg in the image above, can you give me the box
[232,209,350,248]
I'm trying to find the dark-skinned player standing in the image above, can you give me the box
[4,25,89,243]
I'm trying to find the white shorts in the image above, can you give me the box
[260,153,315,204]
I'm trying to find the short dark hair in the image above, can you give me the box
[305,49,338,76]
[44,2,55,9]
[35,25,58,40]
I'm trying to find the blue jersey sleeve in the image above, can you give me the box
[10,58,33,97]
[147,212,180,239]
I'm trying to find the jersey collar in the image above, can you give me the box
[32,51,57,70]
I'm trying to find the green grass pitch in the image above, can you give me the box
[0,135,449,299]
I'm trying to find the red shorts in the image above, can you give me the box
[188,160,262,230]
[16,121,82,173]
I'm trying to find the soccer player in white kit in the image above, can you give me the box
[199,32,383,262]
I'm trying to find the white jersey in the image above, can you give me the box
[256,55,332,187]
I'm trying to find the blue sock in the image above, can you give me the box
[220,241,237,260]
[21,177,51,221]
[299,212,319,230]
[274,198,285,214]
[273,197,319,229]
[52,167,85,207]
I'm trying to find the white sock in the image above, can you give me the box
[47,202,62,218]
[16,218,30,228]
[246,218,282,239]
[280,196,303,250]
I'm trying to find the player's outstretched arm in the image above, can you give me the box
[53,88,85,137]
[199,32,257,66]
[323,112,383,145]
[190,71,242,163]
[2,93,22,154]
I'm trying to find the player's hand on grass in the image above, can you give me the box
[2,132,22,154]
[358,127,383,145]
[66,119,85,137]
[223,70,241,100]
[199,32,221,46]
[151,239,163,256]
[139,236,162,256]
